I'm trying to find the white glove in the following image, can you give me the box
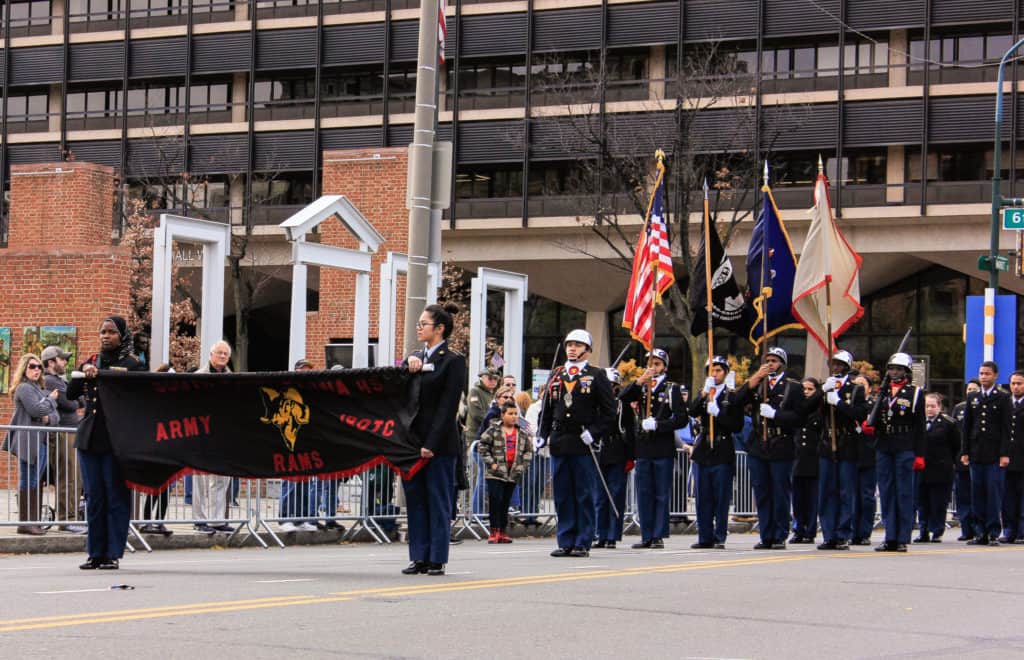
[826,391,840,406]
[823,376,838,392]
[533,436,547,451]
[641,417,657,431]
[759,403,777,419]
[580,429,595,446]
[706,399,720,417]
[702,376,716,395]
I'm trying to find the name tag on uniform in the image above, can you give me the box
[422,363,435,373]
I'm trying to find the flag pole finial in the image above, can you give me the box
[703,177,709,199]
[763,160,769,188]
[817,154,824,175]
[655,149,666,163]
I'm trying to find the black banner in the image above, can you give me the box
[97,368,423,493]
[689,220,751,337]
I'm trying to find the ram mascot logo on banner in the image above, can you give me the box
[259,387,310,452]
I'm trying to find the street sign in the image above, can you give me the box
[978,255,1010,272]
[1004,208,1024,230]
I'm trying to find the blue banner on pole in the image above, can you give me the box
[965,295,1017,382]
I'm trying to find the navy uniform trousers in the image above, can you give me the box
[696,463,733,545]
[955,470,975,538]
[818,457,857,543]
[747,454,792,544]
[403,455,456,565]
[852,465,877,541]
[634,457,673,542]
[79,449,132,561]
[970,462,1004,539]
[876,450,915,544]
[594,463,627,542]
[551,453,597,550]
[917,480,953,537]
[791,473,818,539]
[1001,471,1024,540]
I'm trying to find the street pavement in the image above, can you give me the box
[0,533,1021,659]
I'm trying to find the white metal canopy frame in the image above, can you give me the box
[151,214,231,370]
[469,268,528,390]
[279,195,385,369]
[378,252,442,367]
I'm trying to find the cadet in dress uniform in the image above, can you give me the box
[791,378,823,544]
[593,368,634,550]
[401,303,467,577]
[537,329,615,558]
[951,380,980,541]
[864,353,925,552]
[998,371,1024,544]
[961,360,1011,545]
[815,350,868,551]
[736,347,805,550]
[687,355,743,549]
[619,348,688,549]
[850,375,878,546]
[914,393,960,543]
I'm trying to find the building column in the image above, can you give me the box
[229,174,245,224]
[438,69,448,112]
[585,310,610,366]
[649,45,666,101]
[51,0,65,35]
[231,73,248,123]
[887,145,905,204]
[48,84,62,132]
[889,29,907,88]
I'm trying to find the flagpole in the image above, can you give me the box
[702,177,716,447]
[647,150,666,419]
[820,156,838,455]
[760,160,770,445]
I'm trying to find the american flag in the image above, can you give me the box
[438,0,447,64]
[622,155,675,350]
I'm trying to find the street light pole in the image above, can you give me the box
[986,38,1024,361]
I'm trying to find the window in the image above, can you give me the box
[320,67,384,98]
[455,165,523,199]
[9,1,51,26]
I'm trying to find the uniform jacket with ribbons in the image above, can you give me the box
[538,364,615,457]
[816,378,868,462]
[404,341,467,457]
[687,387,743,466]
[67,353,145,454]
[736,373,805,461]
[875,381,926,456]
[921,414,960,484]
[960,387,1012,465]
[618,378,689,459]
[1003,396,1024,472]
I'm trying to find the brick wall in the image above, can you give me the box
[307,148,411,367]
[0,162,129,482]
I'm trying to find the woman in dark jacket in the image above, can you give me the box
[68,316,144,570]
[914,392,960,543]
[791,378,822,544]
[401,302,467,577]
[7,353,59,535]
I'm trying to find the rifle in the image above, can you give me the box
[865,327,913,428]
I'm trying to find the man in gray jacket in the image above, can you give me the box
[42,346,86,533]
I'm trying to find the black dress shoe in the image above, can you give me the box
[592,540,607,549]
[966,537,989,546]
[912,536,929,543]
[957,534,975,542]
[449,537,463,545]
[426,563,445,576]
[817,541,837,550]
[894,544,908,552]
[753,541,772,550]
[713,543,726,549]
[402,561,428,575]
[852,538,872,546]
[606,541,616,549]
[833,541,849,550]
[98,558,119,570]
[569,547,590,557]
[989,539,1000,546]
[690,542,713,549]
[875,542,894,552]
[79,557,101,570]
[771,542,786,550]
[550,547,571,557]
[930,536,943,543]
[631,540,652,549]
[649,538,665,549]
[997,536,1014,544]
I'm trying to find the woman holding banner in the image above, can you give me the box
[402,302,467,577]
[68,316,145,570]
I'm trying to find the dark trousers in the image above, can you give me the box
[917,480,952,537]
[1001,470,1024,540]
[696,463,733,545]
[635,457,673,542]
[791,474,818,539]
[876,450,915,544]
[954,470,975,538]
[486,479,516,530]
[551,454,597,550]
[79,449,131,561]
[143,490,169,521]
[969,462,1004,539]
[818,458,857,543]
[403,455,456,565]
[852,465,877,541]
[594,463,627,541]
[747,454,792,543]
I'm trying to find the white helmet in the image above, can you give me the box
[887,352,913,370]
[831,350,854,368]
[604,367,621,384]
[564,329,592,348]
[766,346,788,365]
[646,348,670,366]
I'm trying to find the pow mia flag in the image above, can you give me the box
[689,220,750,337]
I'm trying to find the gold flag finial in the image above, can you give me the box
[655,148,666,163]
[817,154,824,175]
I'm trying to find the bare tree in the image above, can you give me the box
[533,43,810,390]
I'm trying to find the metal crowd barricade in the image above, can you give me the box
[2,424,86,533]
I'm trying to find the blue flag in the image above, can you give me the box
[745,187,800,352]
